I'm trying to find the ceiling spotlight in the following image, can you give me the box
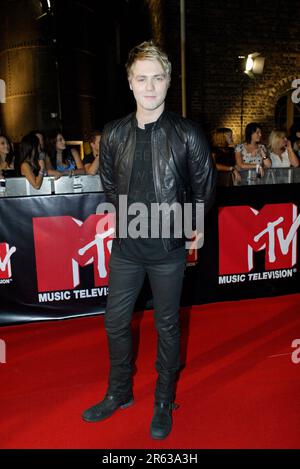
[36,0,52,19]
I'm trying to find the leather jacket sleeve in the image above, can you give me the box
[99,123,118,208]
[186,123,217,218]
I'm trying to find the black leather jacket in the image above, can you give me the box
[100,110,216,251]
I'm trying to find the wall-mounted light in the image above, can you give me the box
[238,52,265,78]
[245,55,254,72]
[237,53,266,140]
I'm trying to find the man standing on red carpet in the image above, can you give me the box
[82,40,216,439]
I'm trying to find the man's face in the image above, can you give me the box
[128,59,170,113]
[91,135,101,155]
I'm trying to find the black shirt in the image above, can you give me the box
[83,153,95,165]
[120,123,185,262]
[212,146,235,167]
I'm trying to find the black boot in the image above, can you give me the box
[82,392,134,423]
[150,402,178,439]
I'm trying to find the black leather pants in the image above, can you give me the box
[104,241,186,403]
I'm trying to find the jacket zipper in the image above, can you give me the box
[119,129,135,243]
[151,128,167,250]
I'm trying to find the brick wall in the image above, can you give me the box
[151,0,300,143]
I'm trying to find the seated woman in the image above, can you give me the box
[211,127,240,182]
[289,123,300,158]
[29,129,61,180]
[30,130,48,160]
[0,134,15,178]
[83,130,101,175]
[19,133,47,189]
[235,122,271,174]
[46,131,85,176]
[268,129,299,168]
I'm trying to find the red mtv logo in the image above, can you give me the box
[219,203,299,275]
[33,214,115,292]
[0,243,16,279]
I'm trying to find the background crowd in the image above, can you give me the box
[0,129,101,188]
[1,122,300,189]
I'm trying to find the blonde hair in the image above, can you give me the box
[211,128,232,148]
[126,40,172,77]
[268,129,286,153]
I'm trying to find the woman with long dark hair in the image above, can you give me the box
[19,133,46,189]
[46,131,85,176]
[0,134,15,178]
[289,123,300,158]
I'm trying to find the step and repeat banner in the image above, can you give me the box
[186,184,300,306]
[1,185,300,324]
[0,193,112,324]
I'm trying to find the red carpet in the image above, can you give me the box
[0,294,300,449]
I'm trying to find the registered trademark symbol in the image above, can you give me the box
[293,268,297,273]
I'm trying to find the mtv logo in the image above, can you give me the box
[219,203,299,275]
[0,243,16,279]
[33,214,115,292]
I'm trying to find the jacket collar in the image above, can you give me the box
[131,109,167,130]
